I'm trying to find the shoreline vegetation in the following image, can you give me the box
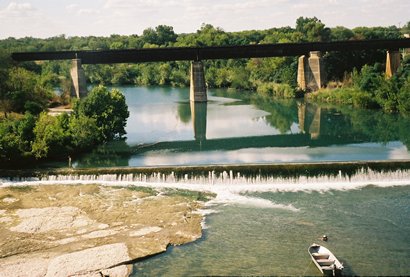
[0,184,215,276]
[1,16,410,166]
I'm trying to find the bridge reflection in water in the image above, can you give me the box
[132,102,369,154]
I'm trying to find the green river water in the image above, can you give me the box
[72,86,410,168]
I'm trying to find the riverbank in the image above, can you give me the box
[0,184,214,276]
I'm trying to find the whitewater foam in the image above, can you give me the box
[1,168,409,209]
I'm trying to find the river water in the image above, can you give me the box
[132,185,410,276]
[73,86,410,168]
[68,87,410,275]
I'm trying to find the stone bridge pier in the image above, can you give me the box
[385,50,401,78]
[297,51,326,92]
[70,58,87,98]
[190,61,207,102]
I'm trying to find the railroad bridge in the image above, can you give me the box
[12,38,410,100]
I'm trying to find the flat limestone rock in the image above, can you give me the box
[45,243,131,277]
[129,226,162,237]
[0,257,49,277]
[10,206,95,233]
[2,197,18,203]
[0,184,210,276]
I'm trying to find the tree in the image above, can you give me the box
[296,17,330,42]
[31,113,70,159]
[74,86,129,140]
[402,21,410,35]
[142,27,159,45]
[16,112,36,154]
[69,114,101,149]
[330,26,354,41]
[5,67,53,113]
[397,76,410,114]
[0,119,21,161]
[155,25,177,46]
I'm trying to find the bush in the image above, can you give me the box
[352,65,383,93]
[309,87,379,109]
[31,113,70,159]
[397,76,410,114]
[256,82,296,99]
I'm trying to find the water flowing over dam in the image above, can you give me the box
[2,161,410,195]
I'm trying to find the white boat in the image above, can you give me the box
[308,243,344,276]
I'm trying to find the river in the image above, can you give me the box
[62,86,410,275]
[132,185,410,276]
[73,86,410,168]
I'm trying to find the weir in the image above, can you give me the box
[1,162,409,225]
[1,168,410,201]
[2,161,410,183]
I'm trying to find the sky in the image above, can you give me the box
[0,0,409,39]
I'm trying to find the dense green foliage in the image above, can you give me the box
[309,56,410,113]
[0,86,129,165]
[73,85,129,140]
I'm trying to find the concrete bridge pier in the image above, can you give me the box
[190,61,207,102]
[297,51,326,91]
[70,58,87,98]
[385,50,401,78]
[190,101,207,144]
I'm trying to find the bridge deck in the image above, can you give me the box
[12,39,410,64]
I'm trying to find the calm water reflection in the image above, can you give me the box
[74,86,410,168]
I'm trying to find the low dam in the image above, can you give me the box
[2,160,410,184]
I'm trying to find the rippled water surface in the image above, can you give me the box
[133,185,410,276]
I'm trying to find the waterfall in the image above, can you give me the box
[2,168,410,190]
[1,167,409,210]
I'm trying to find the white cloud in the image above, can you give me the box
[1,0,409,38]
[65,4,79,13]
[78,9,100,16]
[0,2,35,17]
[0,1,62,38]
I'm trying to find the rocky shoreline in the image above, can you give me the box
[0,184,214,276]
